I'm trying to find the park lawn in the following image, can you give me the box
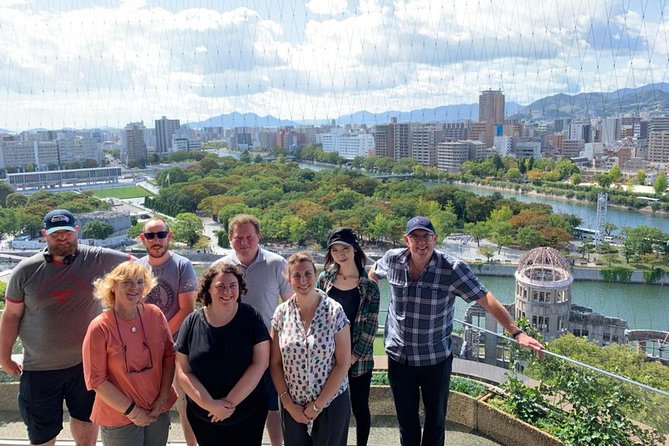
[91,185,153,199]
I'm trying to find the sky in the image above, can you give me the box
[1,0,669,131]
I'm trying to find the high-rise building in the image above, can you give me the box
[155,116,180,154]
[647,117,669,162]
[479,89,505,124]
[393,122,411,160]
[123,122,147,164]
[411,123,444,167]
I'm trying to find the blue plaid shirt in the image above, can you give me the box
[375,248,488,366]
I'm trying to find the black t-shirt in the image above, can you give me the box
[328,286,360,344]
[175,303,269,424]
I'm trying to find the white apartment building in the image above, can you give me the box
[321,132,374,159]
[437,140,478,173]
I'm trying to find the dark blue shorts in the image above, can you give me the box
[18,363,95,445]
[262,370,279,411]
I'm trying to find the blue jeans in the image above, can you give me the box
[387,355,453,446]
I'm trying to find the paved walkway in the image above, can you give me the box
[0,411,501,446]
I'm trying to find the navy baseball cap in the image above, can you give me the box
[44,209,77,235]
[406,216,435,235]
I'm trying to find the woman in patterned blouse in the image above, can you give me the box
[317,228,380,446]
[270,252,351,446]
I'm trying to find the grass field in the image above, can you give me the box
[91,185,153,199]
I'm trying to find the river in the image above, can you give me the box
[376,277,668,332]
[455,183,669,235]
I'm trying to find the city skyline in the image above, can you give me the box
[1,0,668,132]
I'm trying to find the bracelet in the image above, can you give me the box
[312,402,321,413]
[279,391,289,400]
[511,329,524,340]
[123,402,136,416]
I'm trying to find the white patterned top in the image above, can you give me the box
[271,289,349,407]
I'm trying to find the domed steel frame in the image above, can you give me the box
[514,247,573,341]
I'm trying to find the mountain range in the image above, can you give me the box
[188,83,669,128]
[515,82,669,119]
[5,84,669,134]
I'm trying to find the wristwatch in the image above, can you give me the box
[511,329,524,339]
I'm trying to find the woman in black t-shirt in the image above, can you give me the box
[175,263,270,446]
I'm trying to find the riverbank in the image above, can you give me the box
[456,180,669,217]
[469,261,669,285]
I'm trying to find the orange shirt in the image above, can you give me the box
[82,304,177,426]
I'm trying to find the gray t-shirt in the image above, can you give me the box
[213,247,292,330]
[139,252,198,325]
[5,245,130,371]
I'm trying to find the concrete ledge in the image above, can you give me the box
[370,385,562,446]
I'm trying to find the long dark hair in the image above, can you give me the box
[198,262,247,305]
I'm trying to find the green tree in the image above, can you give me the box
[5,193,27,208]
[479,246,495,262]
[595,172,612,188]
[636,169,647,185]
[653,172,667,195]
[609,164,622,183]
[0,182,14,207]
[570,172,582,185]
[82,221,114,239]
[622,225,669,260]
[0,207,21,236]
[516,226,544,249]
[239,150,252,163]
[172,213,204,247]
[489,221,514,254]
[463,221,489,246]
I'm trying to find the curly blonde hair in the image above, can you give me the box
[93,261,157,308]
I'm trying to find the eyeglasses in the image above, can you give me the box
[113,307,154,374]
[143,231,168,240]
[408,233,435,242]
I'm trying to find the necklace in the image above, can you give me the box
[113,306,139,332]
[336,271,359,280]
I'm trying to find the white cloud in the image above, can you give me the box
[0,0,667,130]
[305,0,348,16]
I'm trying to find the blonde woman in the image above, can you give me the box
[82,261,177,446]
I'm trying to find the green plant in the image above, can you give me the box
[449,376,486,397]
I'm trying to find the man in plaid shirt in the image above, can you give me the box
[370,216,544,446]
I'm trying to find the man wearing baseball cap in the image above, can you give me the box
[0,209,133,446]
[369,216,544,446]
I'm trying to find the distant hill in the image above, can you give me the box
[515,83,669,119]
[335,103,521,125]
[188,102,523,128]
[189,112,300,128]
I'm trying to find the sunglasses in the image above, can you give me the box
[143,231,168,240]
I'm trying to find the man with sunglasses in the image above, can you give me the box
[0,209,132,446]
[138,217,198,446]
[369,216,545,446]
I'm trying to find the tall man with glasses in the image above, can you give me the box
[0,209,131,446]
[212,214,293,446]
[138,217,198,446]
[369,216,544,446]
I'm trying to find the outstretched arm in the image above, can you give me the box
[477,292,545,355]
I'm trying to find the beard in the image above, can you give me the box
[48,239,78,257]
[147,244,168,258]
